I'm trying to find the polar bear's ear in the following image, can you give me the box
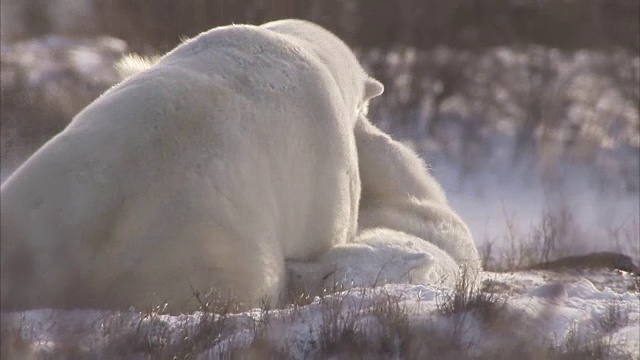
[364,77,384,100]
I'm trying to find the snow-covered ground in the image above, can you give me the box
[2,269,638,359]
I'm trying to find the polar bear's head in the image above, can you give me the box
[262,19,383,121]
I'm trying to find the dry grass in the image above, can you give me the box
[481,202,581,271]
[316,289,367,357]
[594,296,631,334]
[2,281,636,359]
[480,199,640,274]
[436,266,507,324]
[551,324,628,360]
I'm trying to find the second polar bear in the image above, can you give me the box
[287,117,481,296]
[0,19,383,312]
[355,117,481,272]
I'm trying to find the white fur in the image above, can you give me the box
[287,228,459,297]
[355,117,481,273]
[0,20,383,311]
[286,118,481,296]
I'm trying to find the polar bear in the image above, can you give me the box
[354,117,481,273]
[287,228,460,298]
[286,117,481,295]
[0,19,384,312]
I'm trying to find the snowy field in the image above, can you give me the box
[2,269,638,359]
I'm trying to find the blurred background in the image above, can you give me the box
[1,0,638,268]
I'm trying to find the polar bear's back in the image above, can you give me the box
[151,25,360,258]
[68,24,356,252]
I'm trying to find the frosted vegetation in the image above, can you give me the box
[3,268,638,359]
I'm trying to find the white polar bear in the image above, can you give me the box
[0,19,384,312]
[354,117,481,274]
[287,228,460,298]
[286,117,481,295]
